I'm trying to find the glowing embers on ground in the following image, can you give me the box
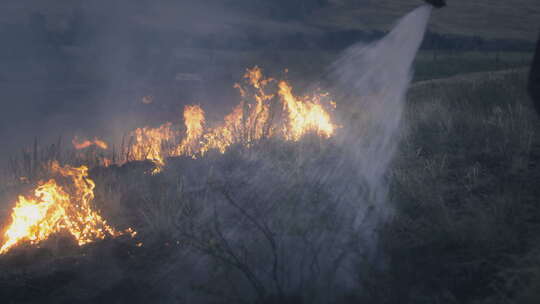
[126,66,338,166]
[0,161,134,254]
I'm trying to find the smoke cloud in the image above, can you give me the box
[0,0,323,158]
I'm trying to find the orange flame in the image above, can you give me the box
[0,161,133,254]
[128,123,176,173]
[176,66,336,157]
[1,67,335,254]
[72,137,109,150]
[102,158,112,168]
[176,105,205,157]
[278,81,335,141]
[123,66,336,169]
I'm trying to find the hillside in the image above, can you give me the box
[1,66,539,304]
[309,0,540,42]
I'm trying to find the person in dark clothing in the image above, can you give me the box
[529,35,540,115]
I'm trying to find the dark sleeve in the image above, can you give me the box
[424,0,446,8]
[529,34,540,115]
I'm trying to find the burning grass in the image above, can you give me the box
[122,66,337,169]
[0,66,338,256]
[0,161,135,255]
[0,69,540,303]
[0,67,538,303]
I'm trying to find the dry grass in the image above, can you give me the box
[0,68,539,303]
[356,69,540,304]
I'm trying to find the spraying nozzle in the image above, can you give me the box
[422,0,446,8]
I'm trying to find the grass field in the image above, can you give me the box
[372,69,540,303]
[0,55,539,303]
[0,2,539,302]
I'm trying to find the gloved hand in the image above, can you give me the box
[423,0,446,8]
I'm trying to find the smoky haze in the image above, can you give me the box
[1,0,537,160]
[0,0,328,158]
